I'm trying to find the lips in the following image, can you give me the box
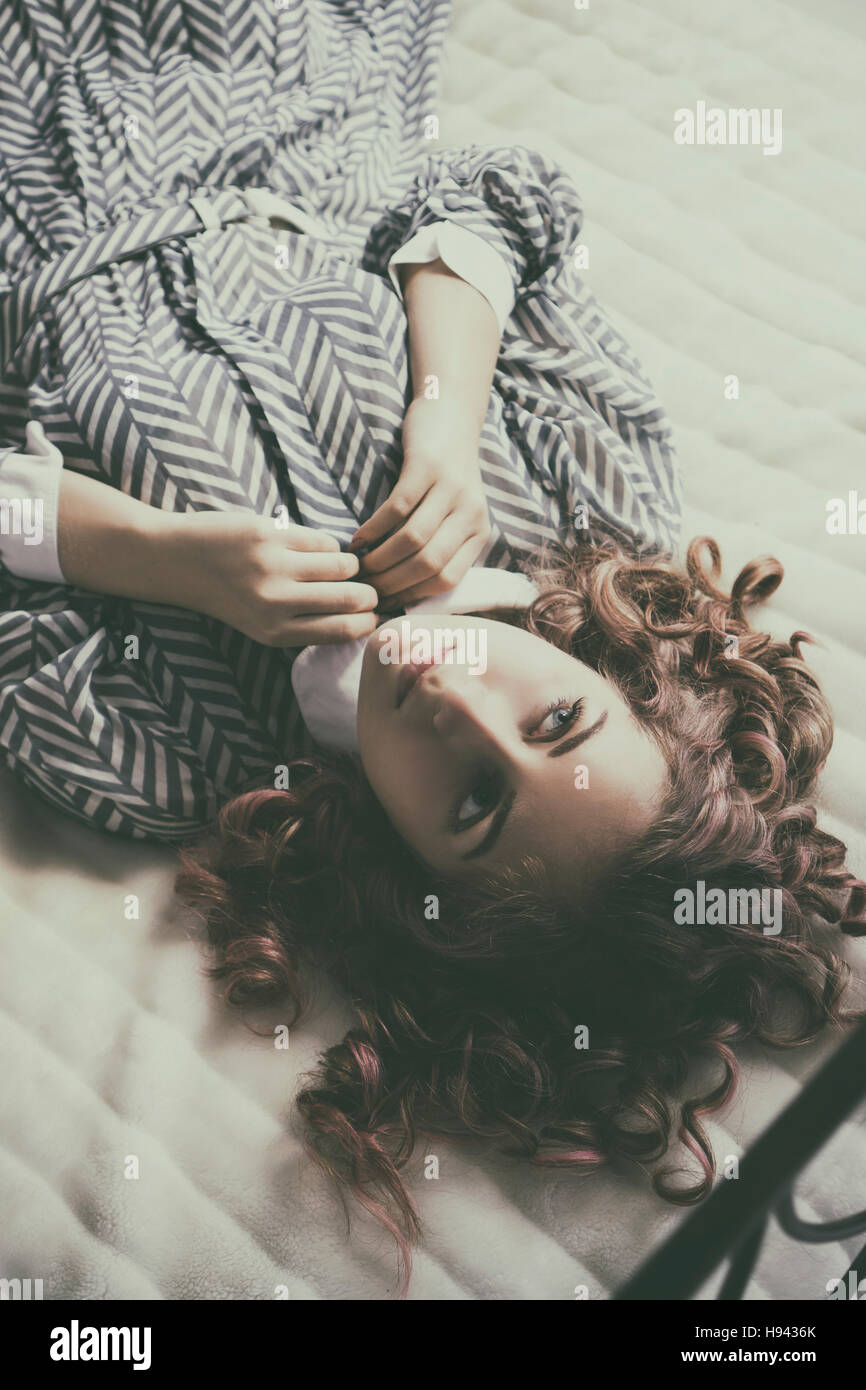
[395,643,456,709]
[395,661,432,709]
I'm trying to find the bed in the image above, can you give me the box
[1,0,865,1300]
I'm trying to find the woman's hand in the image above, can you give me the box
[168,510,380,646]
[51,446,376,646]
[348,395,492,608]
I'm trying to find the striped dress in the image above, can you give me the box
[0,0,681,841]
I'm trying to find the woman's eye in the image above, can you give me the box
[451,770,502,831]
[533,698,585,739]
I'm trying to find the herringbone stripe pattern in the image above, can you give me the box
[0,0,680,841]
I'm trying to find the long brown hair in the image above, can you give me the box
[174,535,866,1295]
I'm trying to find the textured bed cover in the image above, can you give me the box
[1,0,865,1299]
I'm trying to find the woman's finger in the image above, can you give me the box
[358,484,453,576]
[280,548,363,583]
[276,522,342,552]
[282,580,380,614]
[377,532,487,609]
[369,510,472,599]
[279,610,381,647]
[348,472,432,553]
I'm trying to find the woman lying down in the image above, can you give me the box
[1,25,864,1300]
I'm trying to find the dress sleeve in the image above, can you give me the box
[0,427,66,584]
[366,143,584,321]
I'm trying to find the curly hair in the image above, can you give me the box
[174,535,866,1297]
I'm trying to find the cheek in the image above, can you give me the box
[360,734,457,861]
[360,731,428,827]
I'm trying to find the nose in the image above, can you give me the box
[425,672,509,757]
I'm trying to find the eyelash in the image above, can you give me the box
[535,696,585,740]
[448,697,585,834]
[448,767,503,834]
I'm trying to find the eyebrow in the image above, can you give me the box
[459,710,608,862]
[546,709,608,759]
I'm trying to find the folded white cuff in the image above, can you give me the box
[221,191,517,332]
[387,221,515,334]
[0,441,66,583]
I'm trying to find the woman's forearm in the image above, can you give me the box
[55,262,501,606]
[348,257,500,598]
[398,257,501,432]
[55,468,376,647]
[57,467,184,602]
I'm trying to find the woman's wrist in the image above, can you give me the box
[128,508,196,607]
[57,466,190,602]
[403,391,485,449]
[406,378,489,441]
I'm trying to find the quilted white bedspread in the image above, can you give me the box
[2,0,865,1300]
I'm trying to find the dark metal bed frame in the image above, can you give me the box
[614,1012,866,1301]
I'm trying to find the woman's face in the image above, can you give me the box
[357,614,669,898]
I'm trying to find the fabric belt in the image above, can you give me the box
[0,187,335,372]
